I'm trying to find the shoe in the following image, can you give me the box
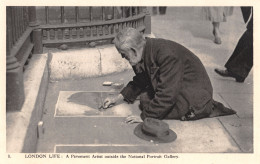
[214,68,245,83]
[212,29,222,44]
[214,37,222,44]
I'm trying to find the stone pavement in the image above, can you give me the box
[36,7,253,153]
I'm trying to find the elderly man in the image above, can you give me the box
[102,28,235,123]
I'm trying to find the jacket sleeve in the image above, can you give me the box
[141,46,184,120]
[120,67,149,103]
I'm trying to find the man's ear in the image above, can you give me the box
[130,48,137,56]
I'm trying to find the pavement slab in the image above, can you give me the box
[218,115,253,153]
[49,48,101,80]
[51,116,240,153]
[213,93,230,108]
[220,93,253,118]
[99,45,131,75]
[37,77,241,153]
[55,91,140,117]
[209,71,253,94]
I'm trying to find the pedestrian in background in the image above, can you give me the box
[215,7,253,83]
[152,7,167,15]
[203,7,234,44]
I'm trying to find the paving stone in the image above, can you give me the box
[213,93,230,107]
[99,46,132,75]
[55,91,140,117]
[210,73,253,94]
[38,74,241,153]
[52,116,240,153]
[49,48,101,80]
[218,115,253,153]
[220,93,253,118]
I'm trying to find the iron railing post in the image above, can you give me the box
[143,7,151,34]
[30,7,43,54]
[6,7,25,111]
[28,6,39,27]
[32,29,43,54]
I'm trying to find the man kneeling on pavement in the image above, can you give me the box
[102,28,236,124]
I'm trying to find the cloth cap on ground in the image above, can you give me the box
[134,118,177,143]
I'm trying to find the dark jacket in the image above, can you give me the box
[121,38,213,120]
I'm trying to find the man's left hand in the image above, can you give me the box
[125,115,143,124]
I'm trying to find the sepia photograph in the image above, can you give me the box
[2,1,259,164]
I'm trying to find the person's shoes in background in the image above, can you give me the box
[213,30,222,44]
[159,7,167,15]
[214,37,222,44]
[214,68,245,83]
[152,7,157,15]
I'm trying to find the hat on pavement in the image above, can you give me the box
[134,118,177,143]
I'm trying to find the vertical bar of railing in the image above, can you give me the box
[122,7,125,18]
[19,7,22,35]
[6,7,13,54]
[20,7,24,34]
[26,7,29,27]
[102,7,105,35]
[75,7,79,23]
[113,7,116,34]
[16,7,21,38]
[45,7,49,40]
[102,7,105,20]
[28,6,38,27]
[61,7,65,23]
[45,7,49,24]
[23,7,26,29]
[11,8,16,44]
[90,7,93,22]
[75,7,79,38]
[15,7,20,41]
[17,7,21,36]
[129,6,132,17]
[90,7,93,37]
[23,7,26,30]
[13,7,17,41]
[113,7,115,19]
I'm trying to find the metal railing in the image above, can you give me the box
[36,7,151,46]
[6,7,29,50]
[6,6,38,111]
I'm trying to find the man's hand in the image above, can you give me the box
[102,94,124,109]
[125,115,143,124]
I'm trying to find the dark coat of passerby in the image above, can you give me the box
[215,7,253,82]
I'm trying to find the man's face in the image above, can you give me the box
[118,47,141,66]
